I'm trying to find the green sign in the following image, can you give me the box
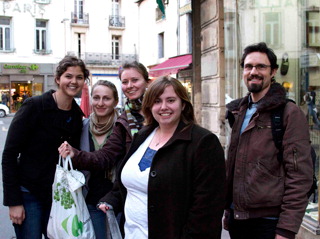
[3,64,39,73]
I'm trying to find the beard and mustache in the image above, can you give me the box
[246,74,264,93]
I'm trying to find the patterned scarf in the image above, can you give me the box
[125,96,143,136]
[89,109,119,136]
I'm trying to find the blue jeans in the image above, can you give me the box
[87,204,107,239]
[228,210,278,239]
[308,103,320,127]
[13,191,51,239]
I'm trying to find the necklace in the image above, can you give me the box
[155,129,172,147]
[155,130,163,147]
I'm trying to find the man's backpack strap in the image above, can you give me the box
[271,99,295,162]
[271,99,317,199]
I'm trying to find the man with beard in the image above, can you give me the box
[223,42,312,239]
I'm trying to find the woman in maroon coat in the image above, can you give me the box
[99,77,226,239]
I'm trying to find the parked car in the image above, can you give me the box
[0,104,9,117]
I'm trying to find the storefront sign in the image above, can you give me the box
[3,64,39,74]
[239,0,307,9]
[1,1,47,17]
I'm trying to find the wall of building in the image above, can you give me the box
[198,0,226,143]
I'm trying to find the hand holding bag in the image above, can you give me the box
[47,155,95,239]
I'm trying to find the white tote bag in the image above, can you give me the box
[47,156,95,239]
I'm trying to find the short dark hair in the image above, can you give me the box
[142,76,196,126]
[118,61,150,83]
[91,80,119,102]
[55,55,90,85]
[240,42,279,71]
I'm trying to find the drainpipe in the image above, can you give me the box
[177,0,180,55]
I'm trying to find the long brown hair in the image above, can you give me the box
[142,76,196,126]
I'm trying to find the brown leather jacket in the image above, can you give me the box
[225,83,312,235]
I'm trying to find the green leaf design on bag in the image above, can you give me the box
[53,179,75,209]
[61,215,70,234]
[72,215,83,237]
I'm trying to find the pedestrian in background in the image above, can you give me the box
[80,80,119,239]
[12,91,20,111]
[98,77,226,239]
[1,91,9,107]
[2,55,89,239]
[224,42,312,239]
[304,85,320,129]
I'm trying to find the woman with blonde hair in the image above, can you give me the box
[80,80,119,239]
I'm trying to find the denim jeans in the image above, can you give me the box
[87,204,107,239]
[308,103,320,127]
[13,191,51,239]
[228,210,278,239]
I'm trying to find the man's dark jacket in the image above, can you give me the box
[225,83,312,237]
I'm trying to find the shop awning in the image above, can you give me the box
[149,54,192,77]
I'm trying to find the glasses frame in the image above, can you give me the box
[243,64,272,71]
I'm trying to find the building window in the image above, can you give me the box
[74,0,84,20]
[110,0,124,27]
[0,17,11,51]
[112,0,120,16]
[158,32,164,58]
[307,11,320,47]
[77,33,81,58]
[112,35,120,60]
[187,13,192,53]
[35,20,47,52]
[263,12,281,48]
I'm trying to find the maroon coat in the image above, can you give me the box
[72,111,133,171]
[101,121,226,239]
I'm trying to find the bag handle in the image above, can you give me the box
[59,155,74,171]
[65,156,74,171]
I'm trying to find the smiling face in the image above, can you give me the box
[151,85,184,129]
[91,85,118,121]
[56,66,85,99]
[243,52,277,99]
[120,68,148,100]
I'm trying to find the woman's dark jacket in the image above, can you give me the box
[101,122,226,239]
[2,90,83,206]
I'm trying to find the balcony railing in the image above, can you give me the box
[66,52,137,66]
[109,15,125,28]
[71,12,89,25]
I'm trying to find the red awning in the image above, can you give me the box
[149,54,192,77]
